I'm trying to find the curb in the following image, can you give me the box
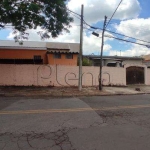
[0,92,150,98]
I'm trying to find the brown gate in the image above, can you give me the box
[126,66,144,84]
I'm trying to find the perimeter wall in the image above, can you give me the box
[0,64,126,86]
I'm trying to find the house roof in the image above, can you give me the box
[84,55,143,60]
[47,51,79,54]
[46,42,80,53]
[0,40,80,53]
[0,40,47,50]
[143,54,150,61]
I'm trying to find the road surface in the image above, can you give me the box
[0,95,150,150]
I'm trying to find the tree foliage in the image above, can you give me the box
[0,0,73,41]
[82,57,93,66]
[77,57,93,66]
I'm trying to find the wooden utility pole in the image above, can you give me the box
[99,16,107,90]
[78,5,84,91]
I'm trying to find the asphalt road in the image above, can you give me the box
[0,95,150,150]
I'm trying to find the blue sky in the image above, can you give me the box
[0,29,10,40]
[0,0,150,56]
[91,0,150,56]
[86,0,150,56]
[138,0,150,18]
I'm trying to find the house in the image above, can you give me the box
[84,55,144,67]
[142,54,150,68]
[46,42,79,65]
[83,55,146,85]
[0,40,79,66]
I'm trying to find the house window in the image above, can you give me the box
[33,55,43,64]
[0,59,43,64]
[66,54,73,59]
[107,62,117,67]
[34,55,41,60]
[54,53,61,59]
[0,59,15,64]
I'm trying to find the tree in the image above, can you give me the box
[77,57,93,66]
[0,0,73,41]
[82,57,93,66]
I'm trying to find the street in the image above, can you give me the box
[0,95,150,150]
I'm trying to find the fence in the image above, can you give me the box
[0,64,127,86]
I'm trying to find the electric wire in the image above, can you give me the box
[83,27,102,38]
[105,35,150,47]
[106,0,123,28]
[65,7,81,17]
[69,12,81,20]
[104,28,150,44]
[83,20,150,44]
[59,4,150,48]
[83,26,95,32]
[2,3,150,48]
[84,25,150,47]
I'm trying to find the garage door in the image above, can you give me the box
[126,66,144,84]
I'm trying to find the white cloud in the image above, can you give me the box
[6,0,142,55]
[115,18,150,41]
[82,30,113,54]
[114,18,150,56]
[7,25,114,54]
[109,44,150,57]
[68,0,140,24]
[7,27,43,41]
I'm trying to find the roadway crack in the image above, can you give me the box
[97,110,133,125]
[0,128,77,150]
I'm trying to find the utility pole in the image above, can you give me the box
[78,5,84,91]
[99,16,107,90]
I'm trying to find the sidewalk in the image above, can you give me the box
[0,85,149,97]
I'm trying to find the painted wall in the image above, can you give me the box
[47,54,78,66]
[146,69,150,85]
[0,49,79,65]
[104,59,143,66]
[0,64,126,86]
[0,49,47,64]
[122,59,143,65]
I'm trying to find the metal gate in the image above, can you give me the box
[126,66,144,84]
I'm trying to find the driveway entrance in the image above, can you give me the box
[126,66,144,84]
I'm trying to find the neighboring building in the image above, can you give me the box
[84,55,144,67]
[0,40,79,65]
[143,54,150,68]
[46,42,79,66]
[143,54,150,60]
[83,55,145,85]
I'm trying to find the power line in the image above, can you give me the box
[69,12,81,20]
[105,28,150,44]
[47,2,81,17]
[83,27,102,38]
[2,3,150,47]
[105,35,150,47]
[84,26,150,47]
[83,20,150,44]
[106,0,123,28]
[84,21,150,47]
[65,7,81,17]
[83,27,94,32]
[53,5,150,48]
[2,8,81,30]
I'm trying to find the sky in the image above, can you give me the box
[0,0,150,57]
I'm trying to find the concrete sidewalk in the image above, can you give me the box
[0,85,149,97]
[104,85,150,95]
